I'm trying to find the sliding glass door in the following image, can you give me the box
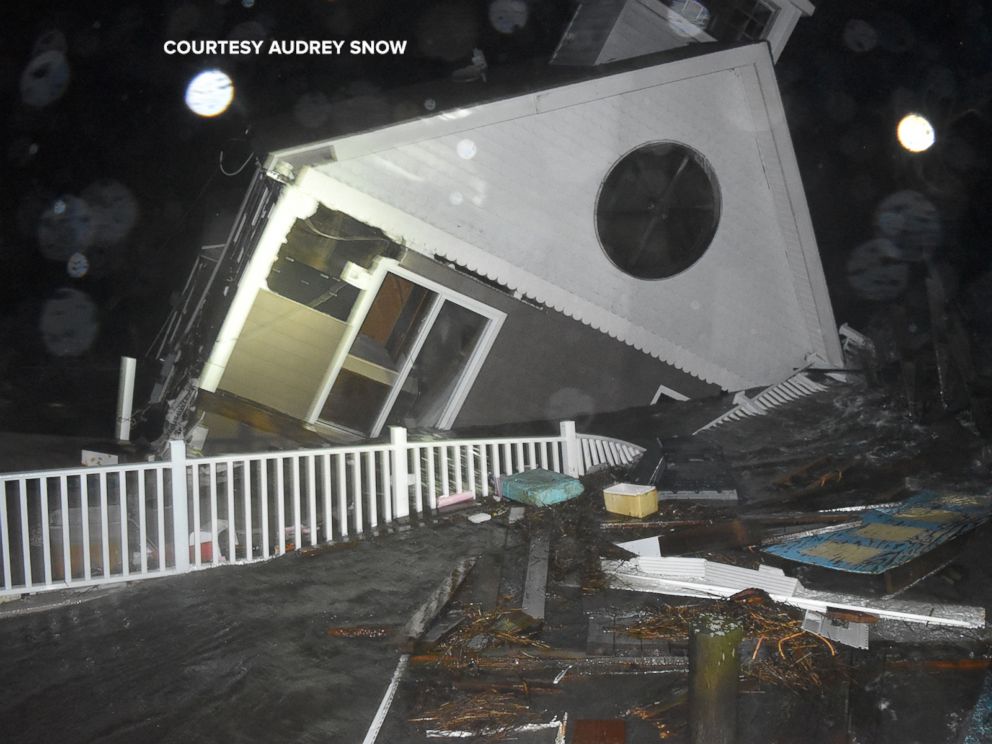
[316,266,503,437]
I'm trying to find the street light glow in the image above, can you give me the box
[185,69,234,118]
[897,113,935,153]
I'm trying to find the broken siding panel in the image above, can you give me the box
[316,62,813,389]
[218,290,345,419]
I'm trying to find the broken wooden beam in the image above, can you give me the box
[408,650,688,674]
[400,556,477,644]
[522,530,550,621]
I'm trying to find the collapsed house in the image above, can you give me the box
[147,0,839,450]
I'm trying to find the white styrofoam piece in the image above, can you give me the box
[615,536,662,558]
[467,512,492,524]
[81,449,119,467]
[802,610,870,650]
[602,558,986,629]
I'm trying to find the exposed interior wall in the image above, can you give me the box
[400,252,719,428]
[218,289,346,419]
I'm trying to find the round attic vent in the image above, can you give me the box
[596,142,721,279]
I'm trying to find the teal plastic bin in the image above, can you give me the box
[500,469,584,507]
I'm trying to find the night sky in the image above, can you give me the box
[1,0,990,437]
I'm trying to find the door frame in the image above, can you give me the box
[305,259,505,435]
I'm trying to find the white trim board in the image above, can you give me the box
[602,558,986,629]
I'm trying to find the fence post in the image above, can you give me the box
[559,420,581,478]
[169,440,191,573]
[390,427,410,520]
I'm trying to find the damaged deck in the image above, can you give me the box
[1,383,991,743]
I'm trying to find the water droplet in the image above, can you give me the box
[456,138,477,160]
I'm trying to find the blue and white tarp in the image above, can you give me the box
[763,491,992,574]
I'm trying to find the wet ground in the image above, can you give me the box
[1,381,991,743]
[0,519,504,743]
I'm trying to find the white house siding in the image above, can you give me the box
[299,48,837,391]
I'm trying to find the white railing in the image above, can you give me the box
[574,433,645,475]
[0,422,643,597]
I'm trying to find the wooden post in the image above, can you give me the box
[689,614,743,744]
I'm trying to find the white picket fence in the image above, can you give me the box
[0,422,643,598]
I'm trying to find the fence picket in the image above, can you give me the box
[466,446,476,497]
[40,478,52,585]
[209,462,219,566]
[18,479,31,589]
[373,452,393,524]
[79,475,90,579]
[479,444,489,498]
[138,473,147,574]
[99,472,110,582]
[365,452,377,530]
[336,455,347,538]
[426,447,436,509]
[119,471,130,578]
[260,458,270,560]
[276,458,286,555]
[440,447,449,499]
[191,466,201,568]
[351,454,363,533]
[291,456,302,551]
[307,455,317,547]
[412,448,423,513]
[227,462,237,561]
[1,483,10,590]
[321,454,332,543]
[244,459,253,561]
[60,474,71,580]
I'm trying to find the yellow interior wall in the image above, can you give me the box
[218,289,346,419]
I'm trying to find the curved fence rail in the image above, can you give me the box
[0,422,643,597]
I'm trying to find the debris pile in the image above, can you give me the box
[624,591,844,692]
[346,384,992,742]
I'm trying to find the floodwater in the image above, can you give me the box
[0,520,503,743]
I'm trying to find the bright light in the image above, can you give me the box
[897,113,934,153]
[185,69,234,117]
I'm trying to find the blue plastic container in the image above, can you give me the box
[500,468,584,507]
